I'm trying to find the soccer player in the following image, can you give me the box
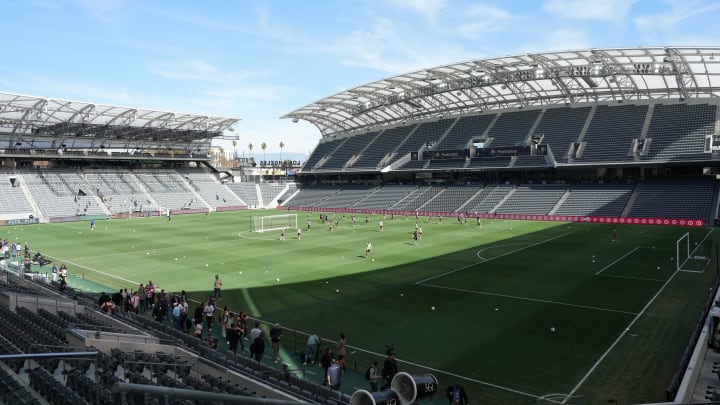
[297,227,302,239]
[365,241,372,258]
[379,220,384,232]
[280,228,285,241]
[213,275,222,299]
[307,219,312,231]
[90,219,95,231]
[612,227,617,242]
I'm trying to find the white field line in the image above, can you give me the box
[596,273,666,282]
[562,266,682,403]
[415,233,570,285]
[338,342,542,400]
[421,284,638,315]
[595,247,639,275]
[43,254,139,285]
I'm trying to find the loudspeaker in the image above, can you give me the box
[350,389,401,405]
[390,372,438,405]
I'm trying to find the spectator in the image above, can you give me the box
[366,360,379,392]
[319,347,334,384]
[270,323,283,363]
[213,274,222,299]
[304,333,320,366]
[251,331,265,362]
[227,323,241,355]
[381,351,398,390]
[445,384,470,405]
[336,333,347,370]
[249,322,262,341]
[326,358,343,390]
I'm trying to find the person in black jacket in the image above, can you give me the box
[445,384,470,405]
[381,351,398,390]
[251,331,265,362]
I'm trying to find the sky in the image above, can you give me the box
[1,0,719,159]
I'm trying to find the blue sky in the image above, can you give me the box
[1,0,719,158]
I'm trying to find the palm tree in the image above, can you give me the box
[232,140,237,162]
[248,143,253,159]
[279,141,285,164]
[261,142,267,166]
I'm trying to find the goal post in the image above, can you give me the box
[676,231,713,272]
[251,213,298,233]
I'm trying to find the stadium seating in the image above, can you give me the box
[554,184,634,217]
[532,106,591,162]
[494,184,568,215]
[314,186,376,208]
[576,104,648,162]
[642,103,716,162]
[434,114,497,151]
[484,109,541,147]
[351,127,413,169]
[319,132,379,171]
[387,119,454,166]
[627,178,716,220]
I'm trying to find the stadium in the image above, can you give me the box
[0,46,719,404]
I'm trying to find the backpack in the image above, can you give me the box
[364,366,372,381]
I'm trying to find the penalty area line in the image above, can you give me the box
[594,247,639,276]
[421,284,638,315]
[562,265,683,403]
[415,232,570,285]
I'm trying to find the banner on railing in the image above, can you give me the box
[277,206,704,227]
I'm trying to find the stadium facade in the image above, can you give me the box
[278,46,720,227]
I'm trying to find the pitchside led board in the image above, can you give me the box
[278,206,704,228]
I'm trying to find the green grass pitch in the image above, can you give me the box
[4,211,716,404]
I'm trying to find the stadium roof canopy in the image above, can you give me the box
[0,92,240,143]
[283,46,720,137]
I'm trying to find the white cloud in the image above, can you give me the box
[543,0,636,21]
[383,0,447,21]
[22,75,134,105]
[633,1,720,42]
[455,4,518,39]
[76,0,128,24]
[526,28,591,53]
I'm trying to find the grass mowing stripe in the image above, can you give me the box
[414,232,570,285]
[421,283,639,315]
[594,247,640,275]
[562,266,683,403]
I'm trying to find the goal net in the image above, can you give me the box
[676,231,713,272]
[251,214,298,233]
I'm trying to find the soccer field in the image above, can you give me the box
[5,211,716,404]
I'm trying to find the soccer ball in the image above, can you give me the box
[238,271,242,275]
[335,289,340,293]
[205,264,209,267]
[550,327,556,332]
[431,306,436,311]
[400,293,404,297]
[276,278,280,282]
[371,258,375,262]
